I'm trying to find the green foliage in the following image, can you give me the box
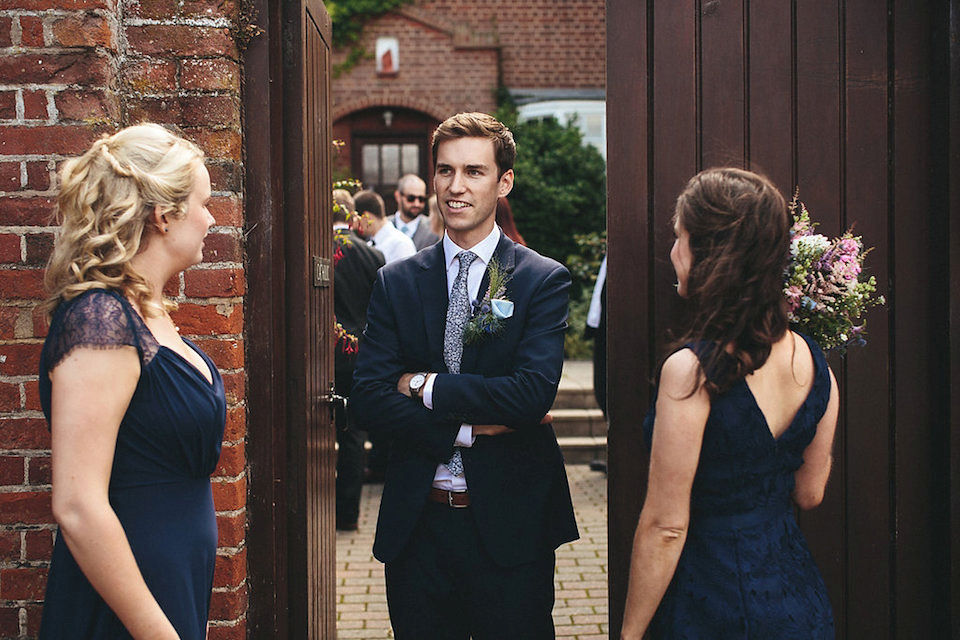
[497,107,607,292]
[564,290,594,360]
[324,0,413,49]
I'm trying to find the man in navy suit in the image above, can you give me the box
[351,112,579,639]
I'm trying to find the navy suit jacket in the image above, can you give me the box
[350,233,579,566]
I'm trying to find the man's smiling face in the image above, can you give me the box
[434,136,514,248]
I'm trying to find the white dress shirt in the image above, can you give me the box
[370,222,416,264]
[424,225,502,490]
[394,212,422,239]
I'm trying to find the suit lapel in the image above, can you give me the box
[416,243,449,366]
[461,234,517,372]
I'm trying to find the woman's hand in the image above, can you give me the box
[50,346,180,639]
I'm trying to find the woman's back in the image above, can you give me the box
[641,331,834,638]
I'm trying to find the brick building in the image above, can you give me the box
[331,0,606,207]
[0,0,246,637]
[0,0,603,636]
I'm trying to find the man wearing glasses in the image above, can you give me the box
[390,173,440,250]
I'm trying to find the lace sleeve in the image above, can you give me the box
[45,290,141,371]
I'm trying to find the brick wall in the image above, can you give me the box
[0,0,247,637]
[331,0,606,121]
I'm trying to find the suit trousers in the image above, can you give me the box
[334,404,364,526]
[384,501,556,640]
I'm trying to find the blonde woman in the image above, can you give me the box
[38,123,224,639]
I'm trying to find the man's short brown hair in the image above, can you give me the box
[431,112,516,176]
[354,190,385,219]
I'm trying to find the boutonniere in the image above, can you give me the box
[464,258,513,345]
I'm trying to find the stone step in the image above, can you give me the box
[553,386,600,410]
[557,436,607,465]
[549,408,606,439]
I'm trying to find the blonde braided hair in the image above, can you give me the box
[40,123,204,319]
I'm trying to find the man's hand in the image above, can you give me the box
[397,373,415,397]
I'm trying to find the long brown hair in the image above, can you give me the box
[670,167,790,396]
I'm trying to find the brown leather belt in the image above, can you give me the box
[429,488,471,508]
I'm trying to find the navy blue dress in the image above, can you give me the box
[38,290,226,639]
[643,333,834,639]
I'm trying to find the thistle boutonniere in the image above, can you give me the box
[464,258,513,345]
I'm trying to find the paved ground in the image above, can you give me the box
[335,463,609,639]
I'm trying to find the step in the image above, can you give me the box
[549,408,606,439]
[557,436,607,465]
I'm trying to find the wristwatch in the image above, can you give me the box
[409,373,428,400]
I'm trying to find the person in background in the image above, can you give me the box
[389,173,440,250]
[621,168,838,639]
[352,189,416,265]
[332,189,385,530]
[38,123,225,639]
[427,194,445,238]
[351,112,578,639]
[584,254,607,473]
[495,195,526,246]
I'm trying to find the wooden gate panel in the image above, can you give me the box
[701,0,746,168]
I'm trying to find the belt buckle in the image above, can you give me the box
[448,490,468,508]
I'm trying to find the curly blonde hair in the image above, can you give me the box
[41,123,204,319]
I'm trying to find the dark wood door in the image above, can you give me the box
[243,0,336,636]
[606,1,958,638]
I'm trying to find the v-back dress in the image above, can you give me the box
[38,289,226,639]
[643,333,834,639]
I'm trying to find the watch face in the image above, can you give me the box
[411,374,426,391]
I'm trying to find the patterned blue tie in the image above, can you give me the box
[442,250,477,476]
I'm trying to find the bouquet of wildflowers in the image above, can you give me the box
[783,196,885,352]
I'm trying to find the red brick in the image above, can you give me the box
[0,418,50,449]
[126,25,238,59]
[206,161,241,193]
[211,475,245,511]
[25,232,54,266]
[0,455,23,484]
[0,234,20,263]
[0,567,48,599]
[124,58,177,93]
[126,96,184,125]
[28,455,51,485]
[0,17,11,48]
[0,196,57,226]
[0,531,18,561]
[0,0,109,9]
[222,405,244,441]
[0,125,104,157]
[131,0,179,19]
[0,53,112,90]
[24,379,39,410]
[0,306,17,339]
[211,546,245,587]
[180,58,240,91]
[23,529,52,560]
[208,583,246,619]
[0,164,19,192]
[206,619,245,640]
[188,129,242,162]
[54,89,119,122]
[214,441,244,476]
[25,161,51,191]
[220,370,244,404]
[0,90,15,119]
[51,13,113,48]
[207,195,242,227]
[22,89,47,120]
[0,491,52,525]
[0,382,20,410]
[19,15,43,47]
[0,606,19,638]
[203,233,243,262]
[172,301,242,336]
[184,268,244,297]
[0,342,42,376]
[182,95,241,128]
[32,305,50,339]
[182,0,236,20]
[0,269,45,299]
[24,603,42,636]
[215,510,244,548]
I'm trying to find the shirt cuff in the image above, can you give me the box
[422,373,437,409]
[455,424,475,447]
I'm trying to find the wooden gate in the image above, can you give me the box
[606,1,960,638]
[243,0,336,636]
